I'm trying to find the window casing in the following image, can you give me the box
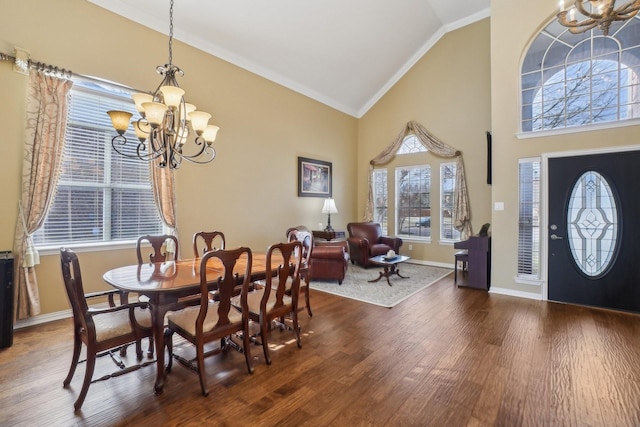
[33,78,162,247]
[518,158,541,279]
[440,162,460,242]
[395,165,431,241]
[521,16,640,133]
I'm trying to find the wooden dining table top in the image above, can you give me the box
[103,253,270,295]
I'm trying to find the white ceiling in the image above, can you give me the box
[88,0,490,117]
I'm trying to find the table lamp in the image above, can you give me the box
[322,198,338,232]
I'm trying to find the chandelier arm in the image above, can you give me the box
[558,10,598,28]
[614,1,640,17]
[111,135,163,161]
[136,140,164,162]
[174,146,217,165]
[149,128,170,158]
[568,20,600,33]
[573,1,604,19]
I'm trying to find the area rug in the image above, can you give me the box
[309,263,452,308]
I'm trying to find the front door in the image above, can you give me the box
[548,150,640,313]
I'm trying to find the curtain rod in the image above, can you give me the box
[0,50,72,79]
[0,50,143,94]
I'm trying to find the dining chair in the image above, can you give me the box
[164,247,254,396]
[60,248,154,411]
[192,231,226,257]
[136,234,179,265]
[237,240,303,365]
[286,227,313,316]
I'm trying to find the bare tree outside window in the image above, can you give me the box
[396,166,431,239]
[532,60,627,131]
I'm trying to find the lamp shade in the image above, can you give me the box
[188,111,211,134]
[322,198,338,214]
[203,125,220,143]
[107,111,132,135]
[159,85,185,109]
[142,101,168,126]
[131,93,153,113]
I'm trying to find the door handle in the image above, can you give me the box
[550,234,563,240]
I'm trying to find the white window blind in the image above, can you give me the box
[372,169,388,234]
[33,78,162,246]
[518,158,541,278]
[440,162,460,241]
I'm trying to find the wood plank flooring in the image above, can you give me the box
[2,273,640,426]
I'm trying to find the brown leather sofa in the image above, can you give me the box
[346,222,403,267]
[286,226,349,285]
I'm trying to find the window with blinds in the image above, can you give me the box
[518,158,541,279]
[372,169,388,234]
[33,78,161,246]
[440,162,460,242]
[396,165,431,240]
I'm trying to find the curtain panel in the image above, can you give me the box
[365,120,472,238]
[13,70,72,320]
[151,159,178,256]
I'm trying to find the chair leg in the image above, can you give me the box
[147,335,154,358]
[243,320,254,374]
[196,346,209,397]
[292,310,302,349]
[63,333,82,387]
[454,262,458,284]
[304,282,312,317]
[165,329,174,373]
[261,318,271,365]
[74,351,96,412]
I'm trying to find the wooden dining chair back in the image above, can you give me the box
[286,227,313,316]
[192,231,226,257]
[165,247,254,396]
[136,234,179,265]
[60,248,153,412]
[245,240,303,365]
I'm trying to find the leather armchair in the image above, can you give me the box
[347,222,403,267]
[286,226,349,285]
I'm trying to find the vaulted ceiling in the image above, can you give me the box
[89,0,490,117]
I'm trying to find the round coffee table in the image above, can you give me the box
[368,254,411,286]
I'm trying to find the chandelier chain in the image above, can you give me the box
[168,0,174,66]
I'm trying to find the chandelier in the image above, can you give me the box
[107,0,219,169]
[557,1,640,36]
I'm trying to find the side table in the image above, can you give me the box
[312,230,346,241]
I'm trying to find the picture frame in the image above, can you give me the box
[298,156,332,197]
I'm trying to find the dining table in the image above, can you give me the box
[102,254,270,394]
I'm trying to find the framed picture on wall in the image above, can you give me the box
[298,157,332,197]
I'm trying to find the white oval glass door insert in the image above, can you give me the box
[567,171,618,277]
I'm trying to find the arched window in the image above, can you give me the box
[521,16,640,133]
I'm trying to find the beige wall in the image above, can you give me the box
[6,1,632,318]
[357,19,492,265]
[490,0,640,296]
[0,0,357,316]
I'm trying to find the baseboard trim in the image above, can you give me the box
[407,259,454,269]
[489,286,542,301]
[14,310,72,330]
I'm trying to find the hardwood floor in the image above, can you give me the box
[2,273,640,426]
